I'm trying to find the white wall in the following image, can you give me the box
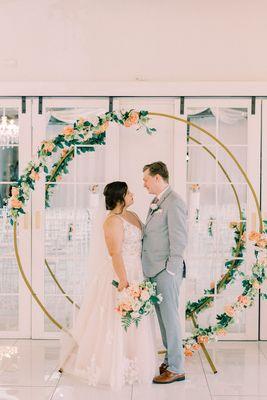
[1,0,267,82]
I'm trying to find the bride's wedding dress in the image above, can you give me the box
[59,215,157,390]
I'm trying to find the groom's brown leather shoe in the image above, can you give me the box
[153,370,185,384]
[159,363,168,375]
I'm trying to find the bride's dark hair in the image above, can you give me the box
[103,181,128,211]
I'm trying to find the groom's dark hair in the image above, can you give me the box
[143,161,169,183]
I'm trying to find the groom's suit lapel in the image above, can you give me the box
[145,187,172,226]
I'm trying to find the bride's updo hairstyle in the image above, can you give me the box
[103,181,128,211]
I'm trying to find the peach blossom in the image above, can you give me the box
[237,295,249,306]
[63,126,74,136]
[56,175,62,182]
[224,305,235,317]
[29,170,40,181]
[11,197,23,209]
[11,187,19,197]
[248,231,262,242]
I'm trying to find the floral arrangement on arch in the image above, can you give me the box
[7,110,155,222]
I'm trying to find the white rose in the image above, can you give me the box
[140,290,150,301]
[132,301,142,312]
[131,312,140,319]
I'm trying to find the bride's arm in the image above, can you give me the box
[103,216,129,292]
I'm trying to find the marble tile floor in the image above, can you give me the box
[1,339,267,400]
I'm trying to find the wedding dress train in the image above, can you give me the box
[59,216,157,390]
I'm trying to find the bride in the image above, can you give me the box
[59,181,157,389]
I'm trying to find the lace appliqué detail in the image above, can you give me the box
[123,357,140,385]
[121,220,142,258]
[86,355,100,387]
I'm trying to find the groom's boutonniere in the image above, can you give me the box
[150,203,162,215]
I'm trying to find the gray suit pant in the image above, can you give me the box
[151,268,184,374]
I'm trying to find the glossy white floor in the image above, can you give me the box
[1,340,267,400]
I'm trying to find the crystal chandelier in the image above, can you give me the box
[0,109,19,147]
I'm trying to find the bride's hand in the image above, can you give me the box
[118,279,129,292]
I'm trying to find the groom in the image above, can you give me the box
[142,161,187,384]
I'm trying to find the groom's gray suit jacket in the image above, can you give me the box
[142,187,188,278]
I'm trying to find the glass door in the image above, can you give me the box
[31,97,111,338]
[260,100,267,340]
[0,97,32,338]
[184,98,261,340]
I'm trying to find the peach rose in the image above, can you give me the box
[56,175,62,182]
[184,346,193,357]
[253,281,261,289]
[120,303,132,312]
[224,305,235,317]
[11,187,19,197]
[192,343,201,351]
[11,197,23,209]
[94,121,109,134]
[63,126,74,136]
[256,239,267,248]
[42,141,55,153]
[29,170,40,181]
[124,119,133,128]
[61,149,68,158]
[128,111,139,125]
[197,335,209,344]
[129,287,141,299]
[248,231,262,242]
[237,295,249,306]
[216,328,226,336]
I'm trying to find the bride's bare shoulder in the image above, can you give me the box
[103,214,123,230]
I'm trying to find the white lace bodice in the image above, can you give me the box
[120,217,142,257]
[118,216,144,282]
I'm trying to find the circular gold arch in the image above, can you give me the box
[13,111,263,330]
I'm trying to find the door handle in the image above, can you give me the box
[35,211,41,229]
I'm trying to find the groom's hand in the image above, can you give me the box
[118,279,129,292]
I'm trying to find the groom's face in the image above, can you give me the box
[143,170,158,194]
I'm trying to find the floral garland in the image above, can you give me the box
[186,219,246,319]
[184,228,267,356]
[7,110,155,222]
[7,108,267,357]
